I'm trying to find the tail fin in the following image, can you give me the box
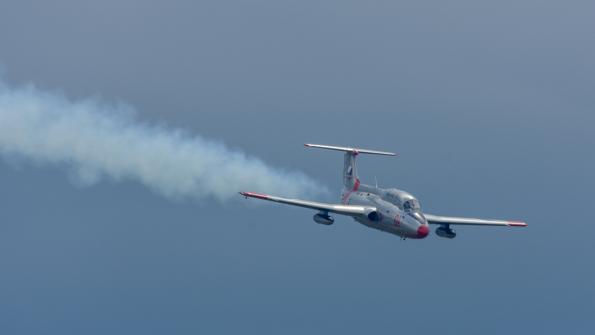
[304,144,396,189]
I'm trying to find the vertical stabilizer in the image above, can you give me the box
[343,152,359,189]
[304,143,395,191]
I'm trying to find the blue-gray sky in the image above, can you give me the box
[0,0,593,334]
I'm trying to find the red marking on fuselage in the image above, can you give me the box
[394,214,401,226]
[342,178,360,204]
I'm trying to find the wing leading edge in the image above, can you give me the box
[424,214,527,227]
[239,191,376,217]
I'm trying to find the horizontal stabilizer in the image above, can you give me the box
[304,144,396,156]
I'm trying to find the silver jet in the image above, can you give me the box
[240,144,527,239]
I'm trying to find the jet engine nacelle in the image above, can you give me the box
[435,226,456,239]
[313,213,334,225]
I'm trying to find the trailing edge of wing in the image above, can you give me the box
[304,144,396,156]
[425,214,527,227]
[239,191,376,217]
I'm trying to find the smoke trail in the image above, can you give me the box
[0,80,324,201]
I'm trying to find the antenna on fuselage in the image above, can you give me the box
[374,176,379,189]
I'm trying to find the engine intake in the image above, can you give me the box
[367,211,381,222]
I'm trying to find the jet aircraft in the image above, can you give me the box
[240,144,527,239]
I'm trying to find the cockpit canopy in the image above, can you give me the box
[383,189,420,210]
[403,198,427,225]
[383,189,426,224]
[403,199,421,213]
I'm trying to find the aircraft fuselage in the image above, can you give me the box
[341,182,430,239]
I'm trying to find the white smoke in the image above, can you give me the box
[0,80,324,201]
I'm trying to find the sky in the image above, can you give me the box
[0,0,594,334]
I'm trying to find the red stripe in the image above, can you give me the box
[507,221,527,227]
[240,191,269,200]
[342,178,360,204]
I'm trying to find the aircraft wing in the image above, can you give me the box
[239,191,376,217]
[424,214,527,227]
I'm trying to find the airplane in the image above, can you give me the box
[240,144,527,239]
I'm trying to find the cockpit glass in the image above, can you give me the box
[403,199,426,224]
[403,199,420,212]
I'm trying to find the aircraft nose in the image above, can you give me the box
[417,225,430,239]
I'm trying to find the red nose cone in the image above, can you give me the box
[417,225,430,238]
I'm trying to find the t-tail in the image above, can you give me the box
[304,144,396,191]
